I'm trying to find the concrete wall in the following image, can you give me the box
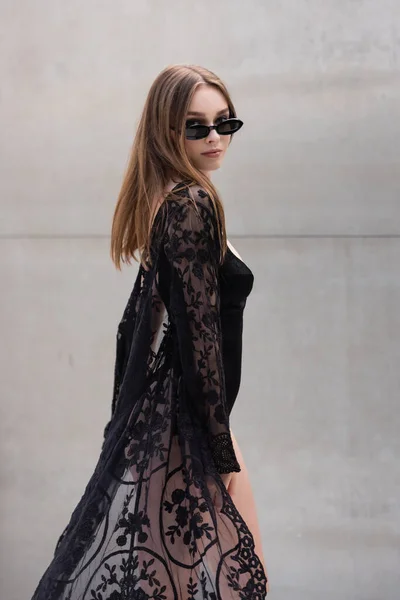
[1,1,399,598]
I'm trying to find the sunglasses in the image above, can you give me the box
[183,117,244,140]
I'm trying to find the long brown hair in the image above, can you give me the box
[110,64,239,270]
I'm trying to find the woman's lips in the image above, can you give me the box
[201,150,222,158]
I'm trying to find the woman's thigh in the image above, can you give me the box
[228,432,269,591]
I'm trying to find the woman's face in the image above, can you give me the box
[183,84,231,177]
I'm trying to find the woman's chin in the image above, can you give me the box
[198,160,223,174]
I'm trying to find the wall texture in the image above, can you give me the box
[1,1,399,598]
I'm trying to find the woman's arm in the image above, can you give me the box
[164,191,240,475]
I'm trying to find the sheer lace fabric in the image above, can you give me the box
[31,184,267,599]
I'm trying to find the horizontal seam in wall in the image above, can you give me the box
[0,234,400,240]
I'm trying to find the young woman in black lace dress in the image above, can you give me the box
[32,64,269,600]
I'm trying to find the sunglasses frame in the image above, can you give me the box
[184,117,244,140]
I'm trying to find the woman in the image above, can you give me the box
[32,64,269,599]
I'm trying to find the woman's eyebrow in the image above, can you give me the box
[186,108,229,117]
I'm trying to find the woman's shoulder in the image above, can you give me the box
[163,181,216,222]
[151,182,224,262]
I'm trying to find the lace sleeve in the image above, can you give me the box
[164,190,241,474]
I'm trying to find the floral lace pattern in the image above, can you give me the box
[31,184,267,599]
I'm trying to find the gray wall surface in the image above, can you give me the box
[1,1,399,598]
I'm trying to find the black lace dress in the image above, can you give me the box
[31,183,268,600]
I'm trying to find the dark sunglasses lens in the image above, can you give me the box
[217,119,243,135]
[185,125,209,140]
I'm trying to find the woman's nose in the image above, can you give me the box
[206,128,220,142]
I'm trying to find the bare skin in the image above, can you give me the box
[219,242,269,589]
[228,432,270,593]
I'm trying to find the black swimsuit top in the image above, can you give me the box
[219,245,254,415]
